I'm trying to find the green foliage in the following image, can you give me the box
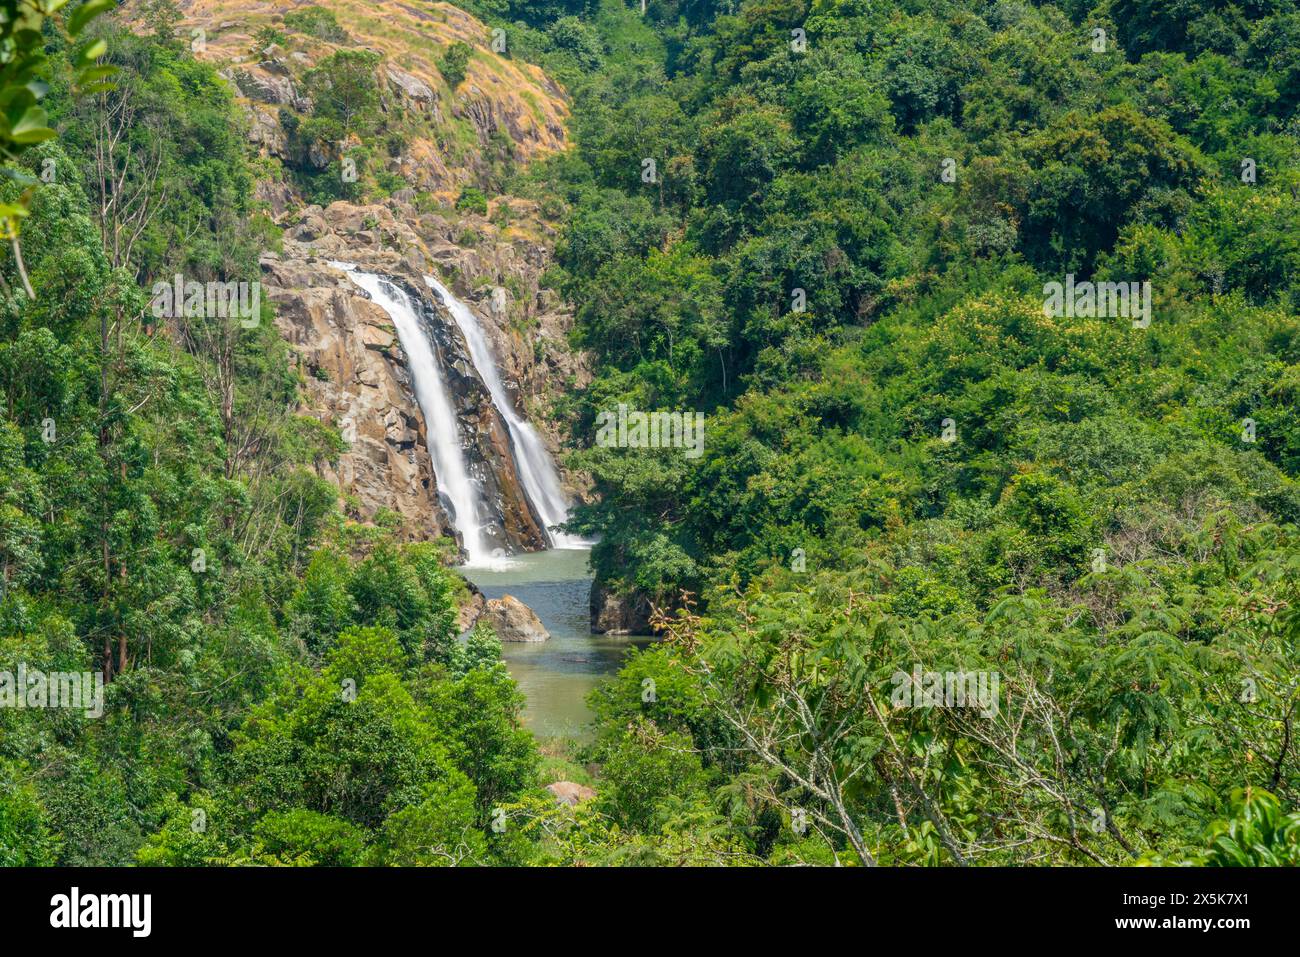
[519,0,1300,865]
[439,41,473,90]
[282,6,349,44]
[1147,788,1300,865]
[547,17,605,70]
[0,18,545,870]
[254,25,290,51]
[0,767,58,865]
[454,186,489,216]
[222,624,517,844]
[301,50,382,140]
[1199,789,1300,866]
[422,659,538,818]
[0,0,114,242]
[596,718,709,833]
[1020,106,1205,273]
[252,809,368,867]
[5,0,1299,869]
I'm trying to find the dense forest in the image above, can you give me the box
[1,0,1298,867]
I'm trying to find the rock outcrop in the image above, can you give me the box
[261,251,451,541]
[589,579,656,636]
[145,3,591,555]
[264,200,559,553]
[483,595,549,642]
[176,0,568,196]
[232,65,307,109]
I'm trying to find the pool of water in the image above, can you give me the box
[463,549,652,739]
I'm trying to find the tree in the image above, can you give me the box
[439,42,473,90]
[302,50,382,140]
[1020,105,1205,273]
[0,0,115,291]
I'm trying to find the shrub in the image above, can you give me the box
[439,41,473,89]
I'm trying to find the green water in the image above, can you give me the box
[463,549,653,739]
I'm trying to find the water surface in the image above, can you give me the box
[464,549,652,738]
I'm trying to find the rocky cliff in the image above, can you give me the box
[157,2,590,553]
[266,199,584,554]
[262,250,453,541]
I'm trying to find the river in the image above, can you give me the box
[462,548,653,739]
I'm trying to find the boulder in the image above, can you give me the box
[386,67,436,107]
[546,781,596,807]
[484,594,549,642]
[234,68,303,108]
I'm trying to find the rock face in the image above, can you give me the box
[483,595,550,642]
[245,104,288,160]
[261,252,449,541]
[457,588,486,635]
[232,66,307,109]
[546,781,596,807]
[589,579,656,636]
[385,67,435,108]
[263,201,557,554]
[139,4,591,554]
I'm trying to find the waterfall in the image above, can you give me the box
[424,275,587,550]
[331,263,493,565]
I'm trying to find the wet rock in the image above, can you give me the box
[399,275,548,552]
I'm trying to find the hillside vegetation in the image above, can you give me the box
[502,0,1300,863]
[0,0,1297,866]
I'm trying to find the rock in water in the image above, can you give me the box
[589,578,654,635]
[484,595,550,642]
[546,782,597,807]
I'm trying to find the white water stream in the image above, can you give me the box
[332,263,585,565]
[424,275,587,550]
[332,263,492,564]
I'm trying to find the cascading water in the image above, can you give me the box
[424,274,588,550]
[331,263,493,565]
